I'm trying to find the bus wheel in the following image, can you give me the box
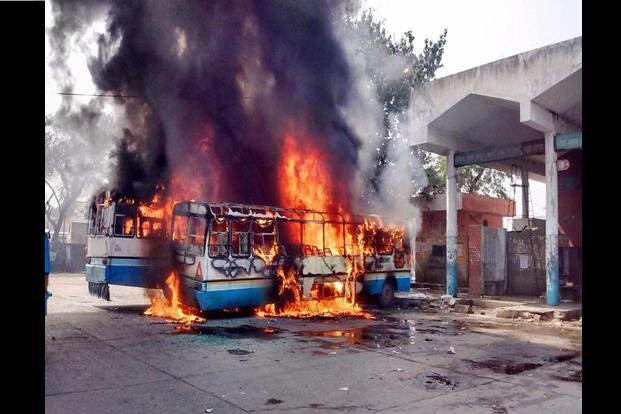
[378,280,395,308]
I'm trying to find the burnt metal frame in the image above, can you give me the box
[173,201,397,258]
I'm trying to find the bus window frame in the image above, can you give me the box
[186,216,207,255]
[375,229,394,256]
[172,214,189,246]
[136,215,166,239]
[231,218,251,258]
[208,216,230,258]
[113,213,135,238]
[251,218,277,257]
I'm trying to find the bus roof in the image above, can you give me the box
[172,201,395,226]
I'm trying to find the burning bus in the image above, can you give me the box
[85,192,170,300]
[86,196,413,314]
[170,201,412,312]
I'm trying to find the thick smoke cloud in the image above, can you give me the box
[49,0,427,235]
[63,0,359,209]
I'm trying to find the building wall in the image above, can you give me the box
[415,193,514,288]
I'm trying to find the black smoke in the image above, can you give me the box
[52,0,362,209]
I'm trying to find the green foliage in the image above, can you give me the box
[343,8,508,200]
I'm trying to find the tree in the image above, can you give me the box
[344,9,509,200]
[413,152,509,199]
[45,105,116,268]
[45,116,89,267]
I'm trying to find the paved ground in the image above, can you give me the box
[46,273,582,413]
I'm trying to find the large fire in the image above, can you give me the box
[109,124,406,322]
[144,270,204,323]
[255,265,372,319]
[278,131,348,255]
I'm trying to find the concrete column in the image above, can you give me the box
[446,150,458,296]
[545,132,559,305]
[521,165,529,219]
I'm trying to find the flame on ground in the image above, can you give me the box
[254,265,372,319]
[144,270,205,323]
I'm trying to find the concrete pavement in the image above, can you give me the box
[46,273,582,413]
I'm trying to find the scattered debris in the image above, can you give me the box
[393,368,403,372]
[265,398,284,405]
[425,373,458,390]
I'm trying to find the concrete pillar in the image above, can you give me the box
[446,150,458,296]
[521,165,529,219]
[545,132,559,305]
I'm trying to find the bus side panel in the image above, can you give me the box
[364,272,411,294]
[363,273,384,295]
[86,259,167,289]
[181,278,274,311]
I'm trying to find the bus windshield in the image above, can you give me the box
[172,213,206,254]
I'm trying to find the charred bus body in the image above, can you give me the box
[170,201,412,310]
[85,197,413,309]
[85,196,170,300]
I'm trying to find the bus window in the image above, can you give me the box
[375,230,394,255]
[137,217,165,239]
[209,217,229,257]
[231,219,250,257]
[302,222,323,254]
[278,220,301,257]
[252,219,276,255]
[114,214,135,237]
[188,217,206,253]
[173,215,188,243]
[394,234,405,268]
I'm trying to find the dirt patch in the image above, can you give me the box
[464,359,542,374]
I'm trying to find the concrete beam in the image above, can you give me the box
[520,101,555,133]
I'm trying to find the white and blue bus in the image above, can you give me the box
[170,201,412,310]
[86,198,413,309]
[85,198,170,300]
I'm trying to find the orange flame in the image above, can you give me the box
[144,270,205,323]
[255,265,372,319]
[253,241,278,264]
[278,130,347,255]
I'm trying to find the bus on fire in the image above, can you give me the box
[86,198,413,310]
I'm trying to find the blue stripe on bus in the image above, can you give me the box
[364,274,411,295]
[183,285,274,310]
[86,264,166,289]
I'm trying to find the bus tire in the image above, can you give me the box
[378,280,395,308]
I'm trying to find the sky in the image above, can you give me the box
[46,0,582,220]
[362,0,582,79]
[363,0,581,220]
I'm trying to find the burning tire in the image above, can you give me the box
[378,280,395,308]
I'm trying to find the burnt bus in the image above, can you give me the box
[85,199,169,300]
[170,201,412,310]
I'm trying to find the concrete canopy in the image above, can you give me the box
[409,37,582,182]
